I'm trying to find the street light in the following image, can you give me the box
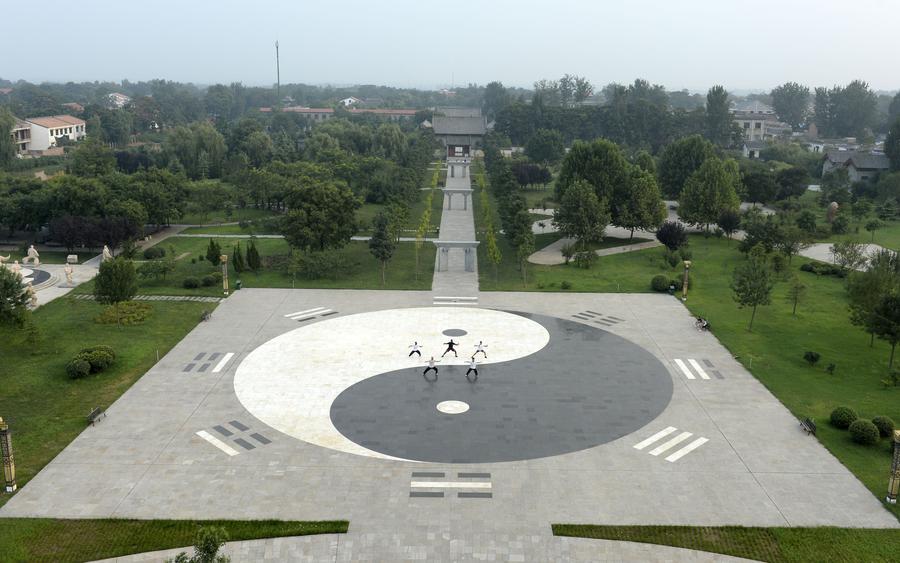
[220,254,229,296]
[0,417,17,493]
[888,430,900,504]
[682,260,692,301]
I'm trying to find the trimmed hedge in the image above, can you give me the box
[182,277,200,289]
[800,261,846,278]
[651,275,670,292]
[871,416,896,438]
[142,246,166,260]
[830,406,857,429]
[849,419,879,445]
[66,345,116,379]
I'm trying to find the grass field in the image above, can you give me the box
[0,298,211,510]
[553,525,900,563]
[0,518,348,563]
[75,236,436,295]
[176,207,277,226]
[356,189,444,236]
[180,223,276,235]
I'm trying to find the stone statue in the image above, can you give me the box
[64,264,74,285]
[102,245,113,262]
[11,260,21,276]
[827,202,839,223]
[23,245,40,266]
[25,285,37,307]
[0,254,9,264]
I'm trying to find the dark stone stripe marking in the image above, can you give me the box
[183,364,195,372]
[585,310,602,316]
[607,316,625,321]
[572,314,591,320]
[208,353,221,361]
[234,438,255,450]
[703,359,714,367]
[320,311,339,317]
[595,320,615,326]
[411,471,445,478]
[193,353,205,361]
[457,472,491,478]
[580,311,598,318]
[197,363,210,372]
[458,492,492,498]
[229,420,249,431]
[410,491,444,498]
[713,370,724,379]
[213,425,232,437]
[250,433,271,444]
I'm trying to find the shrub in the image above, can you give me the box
[182,277,200,289]
[651,274,670,292]
[94,302,152,325]
[560,242,576,265]
[66,358,91,379]
[871,416,896,438]
[679,247,693,261]
[573,251,597,269]
[831,215,850,234]
[191,258,196,264]
[210,271,223,283]
[849,419,879,445]
[770,253,787,275]
[201,275,217,287]
[825,363,836,375]
[142,246,165,260]
[560,280,572,290]
[799,262,846,278]
[656,220,687,251]
[830,406,858,429]
[803,351,820,366]
[662,248,680,268]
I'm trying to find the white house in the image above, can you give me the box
[339,96,362,107]
[822,151,890,182]
[108,92,131,108]
[26,115,86,150]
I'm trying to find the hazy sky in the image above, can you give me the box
[4,0,898,91]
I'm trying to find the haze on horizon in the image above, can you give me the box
[3,0,899,92]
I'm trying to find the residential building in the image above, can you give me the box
[108,92,131,108]
[731,100,783,141]
[742,140,767,159]
[339,96,362,107]
[62,102,84,113]
[257,106,417,123]
[822,151,890,182]
[10,118,31,153]
[26,115,86,150]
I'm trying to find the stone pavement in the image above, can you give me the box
[799,242,890,268]
[431,159,479,298]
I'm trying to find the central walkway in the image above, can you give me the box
[431,157,480,302]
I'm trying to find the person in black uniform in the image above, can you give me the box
[441,339,459,358]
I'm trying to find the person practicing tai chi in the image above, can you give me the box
[473,340,488,358]
[408,341,422,357]
[423,356,440,377]
[466,356,479,378]
[441,339,459,358]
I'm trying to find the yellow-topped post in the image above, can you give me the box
[0,417,16,493]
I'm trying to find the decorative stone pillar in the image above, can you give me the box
[438,247,449,272]
[464,247,476,272]
[888,430,900,504]
[0,417,16,493]
[450,164,455,178]
[446,193,453,211]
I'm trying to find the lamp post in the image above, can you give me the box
[0,417,17,493]
[220,254,229,296]
[888,430,900,504]
[682,260,692,301]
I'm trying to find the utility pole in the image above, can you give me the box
[275,40,281,101]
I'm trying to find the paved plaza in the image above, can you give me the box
[2,288,896,560]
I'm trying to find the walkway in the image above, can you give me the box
[91,533,759,562]
[431,158,480,299]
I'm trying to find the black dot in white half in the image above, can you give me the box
[442,328,467,337]
[330,312,673,463]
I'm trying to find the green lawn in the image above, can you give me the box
[180,224,275,235]
[0,519,348,563]
[553,525,900,563]
[0,299,211,509]
[76,236,436,295]
[521,188,556,210]
[176,207,277,225]
[482,234,900,518]
[356,189,444,236]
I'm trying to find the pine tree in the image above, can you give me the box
[232,242,245,273]
[93,257,137,326]
[246,239,261,272]
[206,239,221,267]
[369,212,395,286]
[485,225,502,282]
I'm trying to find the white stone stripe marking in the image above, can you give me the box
[293,309,332,321]
[410,481,492,489]
[285,307,326,319]
[633,426,677,450]
[433,296,478,301]
[196,430,239,456]
[688,359,711,380]
[673,359,696,380]
[212,352,235,373]
[665,437,709,462]
[649,432,694,456]
[433,302,478,306]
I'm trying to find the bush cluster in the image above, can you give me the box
[201,275,217,287]
[142,246,166,260]
[66,345,116,379]
[183,277,200,289]
[93,301,152,325]
[799,262,846,278]
[872,416,896,438]
[573,251,597,269]
[651,274,670,292]
[830,406,857,429]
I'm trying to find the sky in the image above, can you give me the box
[3,0,899,92]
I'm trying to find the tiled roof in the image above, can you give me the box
[825,150,890,170]
[26,115,86,128]
[432,116,486,136]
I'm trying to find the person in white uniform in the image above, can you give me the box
[473,340,488,358]
[408,341,422,357]
[466,357,478,378]
[423,356,440,377]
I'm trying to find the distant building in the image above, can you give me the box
[339,96,362,107]
[432,108,487,157]
[108,92,131,108]
[731,100,775,116]
[822,151,889,182]
[26,115,86,150]
[742,140,767,159]
[257,106,417,123]
[731,100,783,141]
[10,118,31,154]
[62,102,84,113]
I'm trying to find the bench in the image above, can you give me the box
[87,407,106,426]
[800,417,816,435]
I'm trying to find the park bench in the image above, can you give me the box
[87,407,106,426]
[800,417,816,435]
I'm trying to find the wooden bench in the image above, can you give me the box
[87,407,107,426]
[800,417,816,435]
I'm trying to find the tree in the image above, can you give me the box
[770,82,810,130]
[865,218,883,241]
[705,85,734,147]
[485,225,502,282]
[0,107,17,169]
[246,239,261,272]
[851,200,873,225]
[830,240,868,271]
[785,275,806,316]
[872,294,900,369]
[205,239,222,267]
[775,167,809,200]
[743,170,777,205]
[71,138,116,177]
[386,201,410,243]
[553,179,608,249]
[633,150,656,175]
[777,226,809,264]
[731,245,774,331]
[717,209,741,239]
[814,81,877,138]
[679,157,741,229]
[482,81,511,121]
[0,266,29,327]
[414,196,432,281]
[556,139,631,206]
[655,220,687,251]
[280,181,359,252]
[168,526,230,563]
[886,116,900,172]
[93,257,137,326]
[525,129,565,164]
[368,212,395,286]
[848,249,900,347]
[231,242,245,273]
[657,135,715,198]
[615,168,665,238]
